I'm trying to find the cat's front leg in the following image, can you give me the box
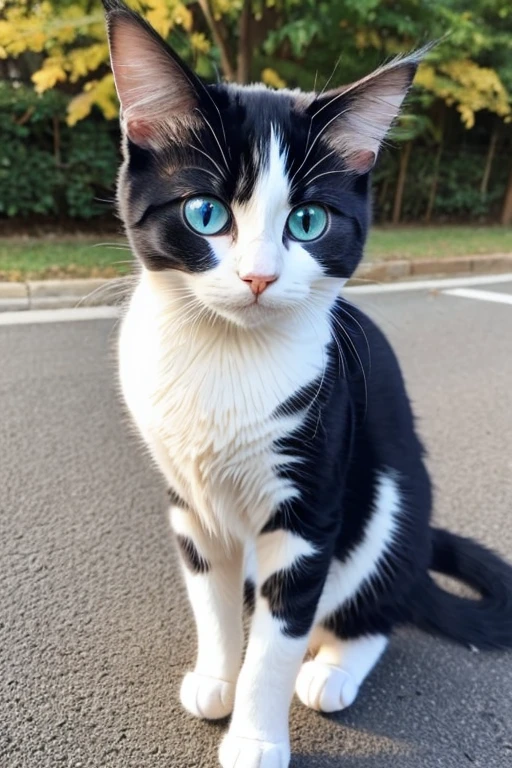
[220,527,331,768]
[171,505,244,720]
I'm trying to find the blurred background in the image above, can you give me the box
[0,0,511,280]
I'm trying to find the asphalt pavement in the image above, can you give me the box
[1,276,512,768]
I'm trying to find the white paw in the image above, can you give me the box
[219,734,290,768]
[295,660,358,713]
[180,671,235,720]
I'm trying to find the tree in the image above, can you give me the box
[1,1,509,127]
[1,1,511,224]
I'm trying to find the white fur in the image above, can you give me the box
[221,603,303,767]
[171,506,244,719]
[119,131,342,545]
[315,472,402,622]
[219,530,315,765]
[296,628,388,712]
[257,529,317,583]
[120,274,330,542]
[232,127,289,281]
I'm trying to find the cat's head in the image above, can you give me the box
[104,0,422,328]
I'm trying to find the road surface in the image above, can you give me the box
[1,275,512,768]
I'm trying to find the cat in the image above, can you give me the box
[102,2,512,767]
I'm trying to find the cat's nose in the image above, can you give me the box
[240,274,278,295]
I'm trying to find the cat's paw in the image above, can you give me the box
[180,671,235,720]
[295,660,358,713]
[219,734,290,768]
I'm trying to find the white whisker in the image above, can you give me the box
[196,108,230,173]
[188,138,226,179]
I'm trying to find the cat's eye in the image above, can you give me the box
[286,205,328,242]
[183,196,230,236]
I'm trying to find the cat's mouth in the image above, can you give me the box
[200,290,292,328]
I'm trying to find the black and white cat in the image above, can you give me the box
[103,3,512,766]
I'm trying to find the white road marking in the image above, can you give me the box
[1,273,512,325]
[443,288,512,306]
[346,272,512,294]
[0,306,120,326]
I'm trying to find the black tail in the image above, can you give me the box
[411,527,512,650]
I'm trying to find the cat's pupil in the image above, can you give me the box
[201,202,213,227]
[302,210,311,233]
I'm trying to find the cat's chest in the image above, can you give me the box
[119,284,330,536]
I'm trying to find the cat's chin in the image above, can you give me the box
[203,300,288,330]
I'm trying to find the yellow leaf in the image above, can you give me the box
[67,43,109,83]
[32,56,67,93]
[414,64,436,91]
[190,32,211,54]
[92,73,118,121]
[67,91,94,126]
[458,104,475,129]
[172,3,193,32]
[67,74,118,125]
[261,68,286,90]
[146,0,174,38]
[415,59,511,127]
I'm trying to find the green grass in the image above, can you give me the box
[0,237,133,281]
[0,226,511,280]
[366,225,512,262]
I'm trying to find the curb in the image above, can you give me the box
[352,252,512,284]
[0,278,126,312]
[0,253,511,311]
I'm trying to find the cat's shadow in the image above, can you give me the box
[195,628,508,767]
[289,629,505,767]
[291,755,416,767]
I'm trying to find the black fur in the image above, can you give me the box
[176,535,210,574]
[243,580,256,613]
[261,303,512,649]
[167,487,186,507]
[411,528,512,650]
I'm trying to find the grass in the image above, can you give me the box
[366,225,512,262]
[0,237,133,281]
[0,225,511,280]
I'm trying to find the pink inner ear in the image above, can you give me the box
[108,14,199,147]
[125,118,156,147]
[345,150,376,174]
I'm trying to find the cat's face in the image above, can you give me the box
[105,2,420,328]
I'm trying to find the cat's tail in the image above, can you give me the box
[410,527,512,650]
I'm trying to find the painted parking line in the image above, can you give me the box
[1,273,512,326]
[443,288,512,306]
[346,272,512,294]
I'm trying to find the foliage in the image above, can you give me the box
[0,1,512,224]
[0,83,118,218]
[0,1,510,128]
[374,142,510,222]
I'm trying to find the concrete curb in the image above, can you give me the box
[0,253,511,311]
[0,278,127,312]
[353,252,512,284]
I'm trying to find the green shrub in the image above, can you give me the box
[0,83,119,220]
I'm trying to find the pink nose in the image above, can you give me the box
[241,274,278,295]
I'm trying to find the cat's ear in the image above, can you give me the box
[312,50,427,174]
[103,0,202,148]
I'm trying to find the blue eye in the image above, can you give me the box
[183,196,230,236]
[287,205,328,241]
